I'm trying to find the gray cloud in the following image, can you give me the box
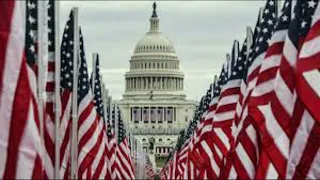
[60,1,265,100]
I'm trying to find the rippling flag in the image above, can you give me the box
[0,0,43,178]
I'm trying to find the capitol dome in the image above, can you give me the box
[134,32,175,54]
[123,2,185,100]
[118,2,197,170]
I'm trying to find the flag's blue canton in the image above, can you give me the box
[243,7,261,76]
[26,0,37,66]
[60,11,74,90]
[231,41,240,71]
[107,104,114,138]
[77,29,90,104]
[111,104,116,129]
[229,38,248,80]
[202,83,213,113]
[221,59,231,86]
[91,55,104,117]
[47,0,55,51]
[273,0,292,32]
[249,0,277,64]
[301,0,318,36]
[117,107,126,144]
[212,64,225,98]
[289,0,318,50]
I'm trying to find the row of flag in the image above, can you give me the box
[0,0,155,179]
[159,0,320,179]
[133,138,156,179]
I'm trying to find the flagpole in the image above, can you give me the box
[103,84,109,123]
[54,1,61,179]
[259,7,264,22]
[114,101,119,141]
[37,0,48,176]
[246,26,253,60]
[92,53,97,95]
[70,7,79,180]
[108,96,113,126]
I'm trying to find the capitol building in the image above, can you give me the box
[118,2,196,169]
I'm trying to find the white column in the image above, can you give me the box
[141,77,144,90]
[135,78,137,90]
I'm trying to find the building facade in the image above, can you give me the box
[118,2,196,169]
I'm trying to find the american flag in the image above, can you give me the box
[293,1,320,178]
[246,0,293,178]
[281,0,319,178]
[88,54,109,179]
[226,0,277,179]
[0,0,43,178]
[105,104,118,179]
[43,0,57,178]
[145,153,155,180]
[115,107,135,179]
[59,10,77,179]
[76,28,101,180]
[221,7,260,179]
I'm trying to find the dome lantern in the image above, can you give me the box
[149,1,159,32]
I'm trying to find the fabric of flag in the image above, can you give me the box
[293,1,320,177]
[76,28,102,180]
[245,0,294,179]
[221,8,260,179]
[115,106,135,179]
[105,104,118,179]
[88,54,109,179]
[43,0,57,178]
[0,0,43,178]
[145,153,155,180]
[283,0,319,178]
[227,0,277,179]
[59,10,75,179]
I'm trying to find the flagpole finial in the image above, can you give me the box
[152,1,157,18]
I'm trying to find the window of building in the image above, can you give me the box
[142,138,146,142]
[161,63,164,69]
[185,116,188,122]
[153,63,155,69]
[159,138,162,142]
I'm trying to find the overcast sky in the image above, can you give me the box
[59,1,266,100]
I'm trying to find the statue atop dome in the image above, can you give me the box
[151,1,157,18]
